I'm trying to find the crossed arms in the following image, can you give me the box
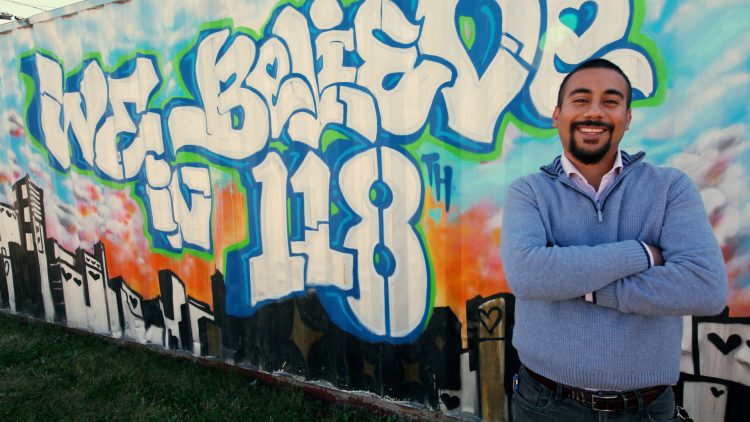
[500,173,728,317]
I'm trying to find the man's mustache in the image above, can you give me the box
[571,120,614,131]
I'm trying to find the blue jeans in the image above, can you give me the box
[512,366,678,422]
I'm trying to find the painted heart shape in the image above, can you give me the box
[560,1,598,37]
[266,57,278,79]
[73,277,82,287]
[478,306,503,335]
[129,295,139,309]
[710,386,725,397]
[440,393,461,410]
[455,0,503,78]
[707,333,742,355]
[88,271,101,281]
[62,268,73,281]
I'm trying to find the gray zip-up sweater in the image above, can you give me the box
[500,151,728,390]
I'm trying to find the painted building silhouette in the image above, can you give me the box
[0,175,216,357]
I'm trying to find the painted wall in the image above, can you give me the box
[1,0,748,419]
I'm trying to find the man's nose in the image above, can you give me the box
[583,102,603,119]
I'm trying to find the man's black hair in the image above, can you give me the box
[556,58,633,109]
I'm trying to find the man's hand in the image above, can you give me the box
[647,244,664,266]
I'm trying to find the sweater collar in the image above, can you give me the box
[541,150,645,178]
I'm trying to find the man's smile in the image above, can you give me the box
[571,121,614,142]
[572,121,613,132]
[577,126,606,134]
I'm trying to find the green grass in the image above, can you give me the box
[0,312,402,421]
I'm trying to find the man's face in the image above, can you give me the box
[552,68,632,166]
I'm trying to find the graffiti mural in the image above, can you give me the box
[1,0,748,419]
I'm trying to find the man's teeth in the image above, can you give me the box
[578,127,605,133]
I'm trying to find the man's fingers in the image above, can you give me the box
[648,244,665,266]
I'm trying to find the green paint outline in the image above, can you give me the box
[269,141,289,154]
[629,0,668,108]
[415,224,437,328]
[320,128,350,153]
[287,197,293,236]
[458,16,476,51]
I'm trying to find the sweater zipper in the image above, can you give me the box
[595,162,640,218]
[558,166,635,223]
[545,152,644,223]
[560,179,603,222]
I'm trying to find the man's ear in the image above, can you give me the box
[625,108,632,130]
[552,106,560,128]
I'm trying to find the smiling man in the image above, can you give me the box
[500,59,728,421]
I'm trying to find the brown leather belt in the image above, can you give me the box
[524,367,668,412]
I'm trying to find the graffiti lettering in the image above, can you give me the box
[340,147,428,336]
[20,0,658,340]
[422,153,453,211]
[289,152,353,290]
[249,152,306,304]
[142,164,212,250]
[100,57,161,179]
[168,30,269,160]
[354,0,453,136]
[418,0,538,143]
[22,0,655,250]
[32,53,70,170]
[64,60,107,171]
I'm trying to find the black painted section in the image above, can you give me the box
[0,257,8,308]
[46,238,66,323]
[141,297,164,329]
[10,242,44,318]
[222,291,463,408]
[75,248,91,307]
[108,276,125,334]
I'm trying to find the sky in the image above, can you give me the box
[0,0,81,19]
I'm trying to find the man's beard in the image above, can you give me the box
[568,121,614,165]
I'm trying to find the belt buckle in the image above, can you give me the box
[591,393,620,412]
